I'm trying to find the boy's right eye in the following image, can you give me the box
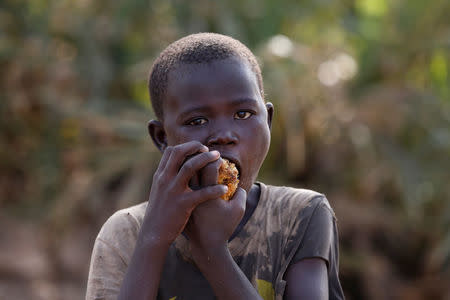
[187,117,208,126]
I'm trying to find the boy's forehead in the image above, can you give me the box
[163,57,262,113]
[168,57,254,84]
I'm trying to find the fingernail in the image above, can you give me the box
[201,145,209,152]
[211,150,220,157]
[222,185,228,192]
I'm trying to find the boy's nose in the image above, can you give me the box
[206,130,238,147]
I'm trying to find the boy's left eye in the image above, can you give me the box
[234,111,252,120]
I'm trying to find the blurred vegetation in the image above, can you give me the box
[0,0,449,299]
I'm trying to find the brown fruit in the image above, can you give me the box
[218,159,239,201]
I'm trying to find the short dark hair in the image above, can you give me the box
[148,33,264,120]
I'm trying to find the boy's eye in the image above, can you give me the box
[234,111,252,120]
[187,118,208,126]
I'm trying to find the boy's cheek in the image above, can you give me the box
[167,134,206,147]
[163,125,207,144]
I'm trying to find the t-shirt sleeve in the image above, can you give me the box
[289,197,345,300]
[291,198,335,266]
[86,211,139,300]
[85,238,126,300]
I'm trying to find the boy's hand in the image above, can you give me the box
[184,159,247,250]
[142,141,228,246]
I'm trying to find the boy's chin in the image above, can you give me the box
[238,178,255,195]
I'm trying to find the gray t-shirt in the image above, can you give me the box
[86,182,344,300]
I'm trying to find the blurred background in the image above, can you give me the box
[1,0,449,299]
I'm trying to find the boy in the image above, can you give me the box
[86,33,344,300]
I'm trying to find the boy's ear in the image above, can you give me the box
[265,102,274,130]
[148,120,167,153]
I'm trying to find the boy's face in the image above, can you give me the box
[151,57,273,193]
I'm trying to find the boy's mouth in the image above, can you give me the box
[220,155,241,179]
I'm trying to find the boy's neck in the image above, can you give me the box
[247,182,261,211]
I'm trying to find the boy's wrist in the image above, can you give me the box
[141,234,171,249]
[137,225,173,250]
[190,242,231,265]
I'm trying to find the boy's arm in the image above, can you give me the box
[283,258,329,299]
[191,243,263,300]
[284,197,342,299]
[117,233,170,300]
[186,188,263,300]
[117,141,227,300]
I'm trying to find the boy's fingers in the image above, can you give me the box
[199,158,222,186]
[165,141,209,175]
[156,146,172,174]
[185,184,228,207]
[176,151,220,186]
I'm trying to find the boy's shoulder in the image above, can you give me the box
[252,182,335,233]
[105,201,147,226]
[96,202,147,245]
[260,182,330,212]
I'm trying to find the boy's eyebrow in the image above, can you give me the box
[177,98,260,122]
[230,97,260,107]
